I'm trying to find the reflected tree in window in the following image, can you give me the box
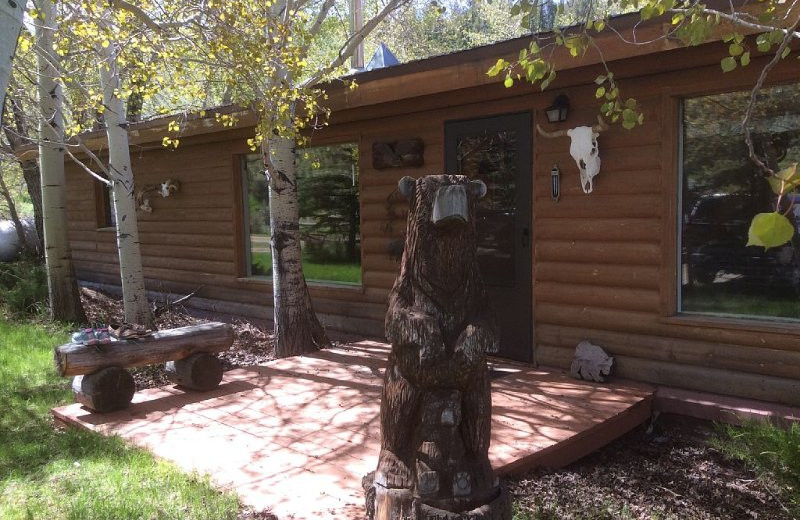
[298,144,360,264]
[242,143,361,284]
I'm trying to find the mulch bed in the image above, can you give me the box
[79,288,794,520]
[508,414,796,520]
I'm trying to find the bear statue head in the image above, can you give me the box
[398,174,486,229]
[396,175,487,290]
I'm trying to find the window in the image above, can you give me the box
[241,143,361,285]
[679,83,800,320]
[95,180,115,229]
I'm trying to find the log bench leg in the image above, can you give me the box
[165,352,223,391]
[72,366,135,413]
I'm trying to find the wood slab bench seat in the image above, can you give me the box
[55,322,234,413]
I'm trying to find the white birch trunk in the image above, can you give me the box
[35,0,85,322]
[263,130,329,358]
[98,37,153,328]
[0,0,24,112]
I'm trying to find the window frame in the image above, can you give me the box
[236,141,363,287]
[239,154,261,278]
[94,179,115,230]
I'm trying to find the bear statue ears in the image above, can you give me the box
[397,175,488,200]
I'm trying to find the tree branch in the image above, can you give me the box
[300,0,411,88]
[741,16,798,176]
[108,0,201,34]
[668,6,800,39]
[308,0,337,39]
[65,148,111,186]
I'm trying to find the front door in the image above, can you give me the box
[445,112,533,362]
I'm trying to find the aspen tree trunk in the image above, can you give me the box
[5,97,44,252]
[21,159,43,252]
[0,0,24,112]
[35,0,86,323]
[263,130,330,358]
[98,37,154,328]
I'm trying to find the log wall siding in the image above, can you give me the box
[65,44,800,405]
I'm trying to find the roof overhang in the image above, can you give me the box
[23,0,792,155]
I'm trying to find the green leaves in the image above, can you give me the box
[593,72,643,130]
[720,56,737,72]
[740,52,750,66]
[756,29,786,52]
[486,58,508,77]
[720,33,751,72]
[751,164,800,249]
[729,43,743,56]
[767,163,800,194]
[488,42,555,91]
[747,212,795,249]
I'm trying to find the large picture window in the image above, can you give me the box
[241,143,361,285]
[680,83,800,320]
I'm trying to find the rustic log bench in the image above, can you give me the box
[54,322,234,413]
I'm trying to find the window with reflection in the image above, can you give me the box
[241,143,361,285]
[680,83,800,320]
[455,130,518,287]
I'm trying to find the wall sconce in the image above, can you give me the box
[551,164,561,202]
[545,94,570,123]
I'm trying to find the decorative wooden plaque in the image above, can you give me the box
[372,139,424,169]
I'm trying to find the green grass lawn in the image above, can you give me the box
[251,252,361,284]
[0,318,241,520]
[713,420,800,517]
[683,285,800,319]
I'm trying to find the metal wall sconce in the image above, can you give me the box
[545,94,570,123]
[551,164,561,202]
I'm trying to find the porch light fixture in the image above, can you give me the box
[545,94,570,123]
[550,164,561,202]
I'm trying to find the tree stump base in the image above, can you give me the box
[416,487,511,520]
[72,366,135,413]
[364,472,510,520]
[165,352,223,391]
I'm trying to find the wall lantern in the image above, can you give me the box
[550,164,561,202]
[545,94,570,123]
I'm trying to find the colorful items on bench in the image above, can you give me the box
[71,327,113,346]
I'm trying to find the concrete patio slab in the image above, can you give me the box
[53,340,653,519]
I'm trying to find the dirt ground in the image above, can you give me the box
[508,414,796,520]
[79,289,795,520]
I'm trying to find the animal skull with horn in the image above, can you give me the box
[537,115,609,194]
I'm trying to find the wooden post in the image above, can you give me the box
[165,352,223,391]
[72,367,135,413]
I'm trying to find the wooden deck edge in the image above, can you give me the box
[51,405,89,431]
[654,386,800,425]
[495,394,654,476]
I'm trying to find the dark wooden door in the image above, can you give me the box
[445,112,533,362]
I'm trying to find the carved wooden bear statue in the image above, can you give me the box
[364,175,511,520]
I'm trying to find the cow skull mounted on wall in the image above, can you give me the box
[537,115,609,194]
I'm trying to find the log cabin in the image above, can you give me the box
[63,11,800,407]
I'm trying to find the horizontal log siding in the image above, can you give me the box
[66,45,800,404]
[526,58,800,405]
[65,137,388,336]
